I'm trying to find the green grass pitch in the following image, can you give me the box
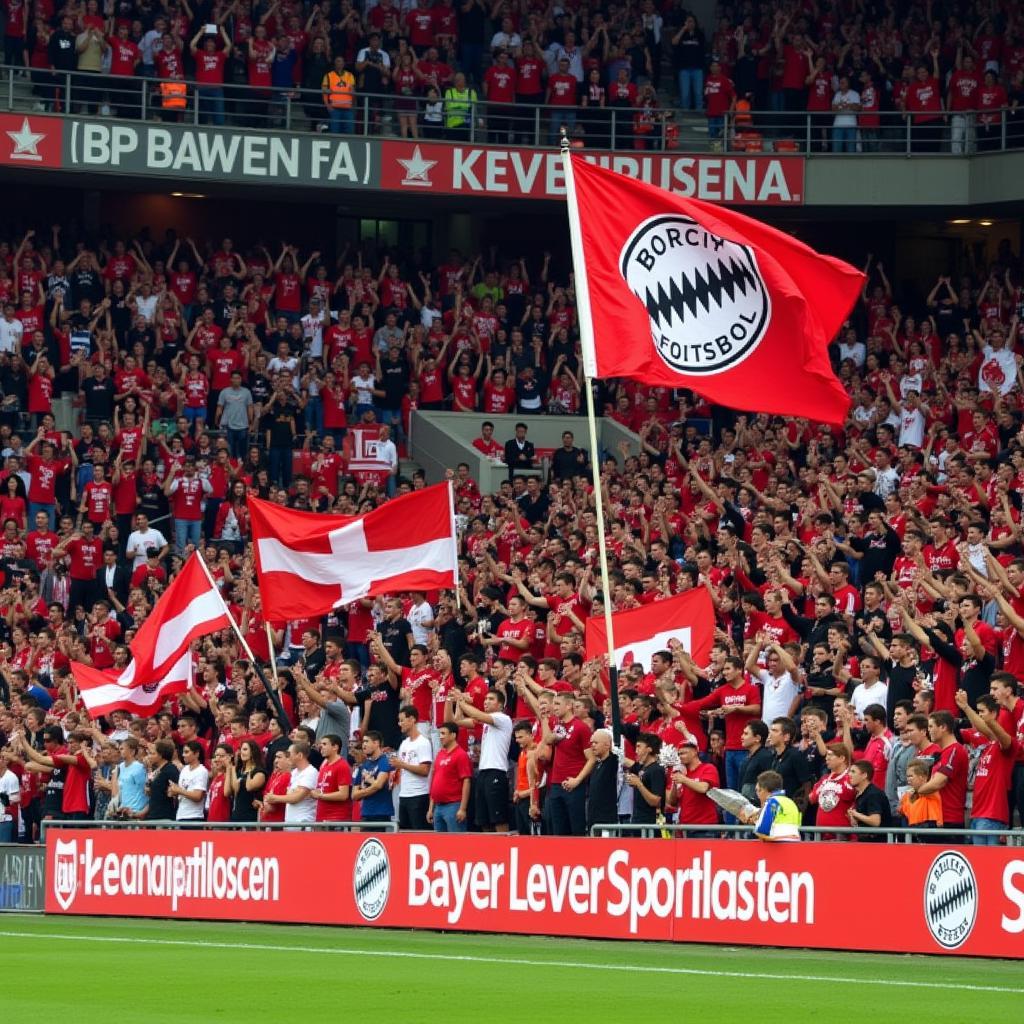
[2,914,1020,1022]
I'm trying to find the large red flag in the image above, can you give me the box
[250,482,458,620]
[72,649,193,720]
[564,153,862,425]
[584,590,715,671]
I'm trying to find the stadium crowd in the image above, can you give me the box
[0,212,1022,846]
[5,0,1024,149]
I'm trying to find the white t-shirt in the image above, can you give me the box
[285,764,319,823]
[175,763,209,820]
[480,712,513,771]
[899,406,925,448]
[979,345,1017,395]
[397,734,433,797]
[126,527,168,569]
[757,670,802,724]
[0,768,19,823]
[352,373,376,405]
[851,679,889,717]
[832,88,860,127]
[407,600,434,645]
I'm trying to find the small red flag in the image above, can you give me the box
[584,590,715,670]
[565,154,862,425]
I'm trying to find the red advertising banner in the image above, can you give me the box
[379,142,804,205]
[0,113,63,169]
[45,830,1024,957]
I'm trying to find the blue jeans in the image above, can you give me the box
[197,86,225,126]
[29,501,56,531]
[433,802,467,832]
[708,115,724,139]
[724,748,748,824]
[380,407,403,445]
[549,109,576,144]
[329,108,354,134]
[304,396,323,437]
[832,126,857,152]
[970,817,1004,845]
[175,518,201,554]
[226,427,249,459]
[678,68,703,110]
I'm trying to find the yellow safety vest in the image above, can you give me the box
[754,792,802,842]
[322,70,355,109]
[444,87,476,128]
[161,81,187,110]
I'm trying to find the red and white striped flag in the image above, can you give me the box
[124,551,231,682]
[72,648,193,719]
[250,482,458,620]
[69,552,230,719]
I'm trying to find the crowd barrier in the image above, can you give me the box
[5,64,1024,155]
[40,824,1024,958]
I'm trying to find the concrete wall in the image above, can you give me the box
[409,411,641,491]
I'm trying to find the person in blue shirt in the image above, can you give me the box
[352,731,394,823]
[114,737,149,819]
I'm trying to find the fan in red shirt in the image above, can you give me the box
[809,744,857,830]
[542,692,592,835]
[312,735,353,821]
[487,596,532,663]
[704,59,735,140]
[903,59,944,152]
[977,71,1009,152]
[679,657,762,754]
[428,723,473,827]
[259,750,291,822]
[481,369,514,413]
[957,690,1019,834]
[917,710,969,827]
[54,520,103,610]
[484,51,518,135]
[667,741,720,826]
[79,464,114,526]
[400,646,439,725]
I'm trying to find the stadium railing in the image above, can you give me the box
[591,822,1024,843]
[5,64,1024,156]
[39,819,398,837]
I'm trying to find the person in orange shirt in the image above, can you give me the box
[898,760,943,833]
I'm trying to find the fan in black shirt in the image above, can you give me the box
[847,759,893,840]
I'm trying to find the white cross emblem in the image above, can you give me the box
[257,519,451,606]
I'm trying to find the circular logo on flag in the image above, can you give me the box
[981,358,1005,390]
[619,214,770,376]
[353,837,391,921]
[923,850,978,950]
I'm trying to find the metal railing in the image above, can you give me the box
[591,822,1024,843]
[40,818,398,836]
[6,64,1024,156]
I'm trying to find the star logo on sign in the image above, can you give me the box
[6,118,45,162]
[397,145,437,187]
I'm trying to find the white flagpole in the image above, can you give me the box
[193,550,290,729]
[447,478,462,613]
[194,551,259,664]
[561,135,622,742]
[266,622,281,690]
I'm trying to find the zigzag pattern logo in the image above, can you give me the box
[355,857,388,900]
[928,875,975,920]
[639,255,761,331]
